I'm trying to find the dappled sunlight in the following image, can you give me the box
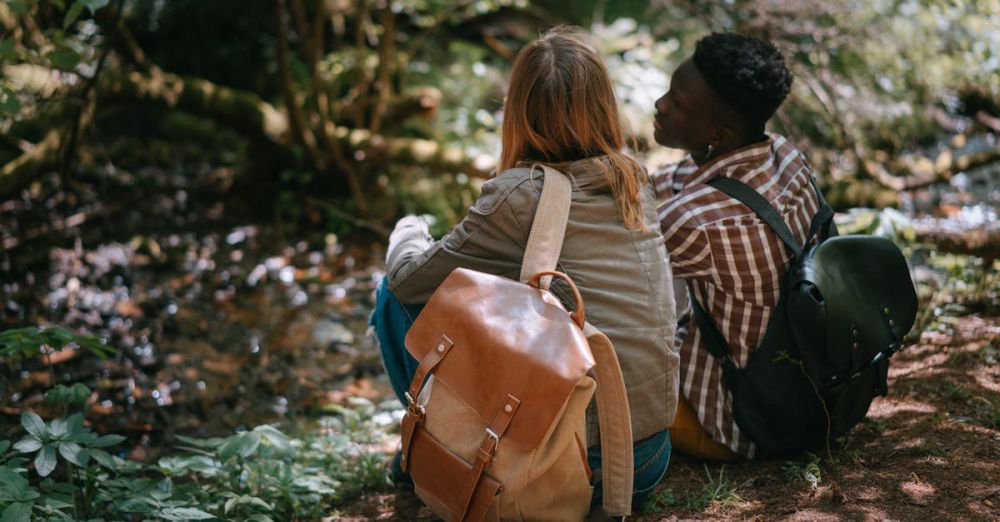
[900,475,937,506]
[867,398,938,418]
[973,365,1000,393]
[2,0,999,519]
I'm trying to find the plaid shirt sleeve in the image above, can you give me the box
[650,164,678,199]
[657,198,715,279]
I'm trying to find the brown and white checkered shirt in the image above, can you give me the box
[652,134,821,457]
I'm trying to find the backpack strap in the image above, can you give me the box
[805,176,837,241]
[518,165,635,517]
[687,281,742,393]
[519,165,572,288]
[709,177,802,258]
[584,322,634,517]
[691,175,835,391]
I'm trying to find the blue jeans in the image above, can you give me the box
[370,277,670,508]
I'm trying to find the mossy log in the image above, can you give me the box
[912,221,1000,262]
[0,68,486,196]
[866,132,1000,192]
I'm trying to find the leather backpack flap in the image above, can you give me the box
[800,235,918,372]
[404,267,596,450]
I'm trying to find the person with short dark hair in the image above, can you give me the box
[651,32,822,460]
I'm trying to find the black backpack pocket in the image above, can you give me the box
[821,356,889,438]
[728,295,829,456]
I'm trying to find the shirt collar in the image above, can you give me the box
[686,135,776,186]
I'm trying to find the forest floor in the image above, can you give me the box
[1,167,998,520]
[337,313,1000,521]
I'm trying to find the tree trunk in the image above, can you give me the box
[912,221,1000,262]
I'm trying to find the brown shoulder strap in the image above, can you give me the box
[585,322,635,517]
[520,164,634,516]
[519,165,572,289]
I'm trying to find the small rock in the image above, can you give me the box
[313,319,355,346]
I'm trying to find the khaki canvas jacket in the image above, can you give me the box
[386,156,678,443]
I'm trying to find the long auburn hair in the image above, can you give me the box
[500,26,646,229]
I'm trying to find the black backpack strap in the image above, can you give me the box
[805,176,836,241]
[686,280,742,392]
[709,178,802,258]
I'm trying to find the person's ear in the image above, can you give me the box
[711,124,735,149]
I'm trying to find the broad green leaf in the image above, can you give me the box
[81,0,110,14]
[0,502,32,522]
[21,412,46,439]
[58,442,85,466]
[45,383,92,407]
[118,498,155,513]
[245,497,272,510]
[248,515,275,522]
[66,412,86,435]
[6,0,31,16]
[238,432,262,458]
[12,437,41,453]
[34,446,57,477]
[90,434,126,448]
[0,469,29,498]
[150,478,173,501]
[63,1,85,30]
[0,39,13,61]
[46,49,81,71]
[48,418,68,439]
[42,497,74,510]
[220,432,260,459]
[90,449,117,469]
[159,507,216,520]
[0,440,9,453]
[255,425,292,453]
[76,336,114,358]
[175,434,225,451]
[44,327,74,345]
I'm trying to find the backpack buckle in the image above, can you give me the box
[405,392,426,423]
[477,428,500,465]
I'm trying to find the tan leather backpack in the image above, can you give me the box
[398,166,635,521]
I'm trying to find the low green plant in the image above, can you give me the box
[861,416,888,435]
[973,397,1000,430]
[1,324,396,520]
[641,487,678,512]
[915,440,946,457]
[783,452,822,489]
[941,382,972,402]
[683,465,747,511]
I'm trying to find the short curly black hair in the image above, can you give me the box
[692,32,793,128]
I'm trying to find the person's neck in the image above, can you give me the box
[693,129,768,167]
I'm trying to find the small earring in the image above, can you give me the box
[705,144,715,159]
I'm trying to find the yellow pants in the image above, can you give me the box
[670,398,742,462]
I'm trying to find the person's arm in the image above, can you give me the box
[649,164,679,200]
[650,158,699,201]
[659,198,715,280]
[386,175,530,304]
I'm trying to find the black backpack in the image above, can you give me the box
[688,176,918,456]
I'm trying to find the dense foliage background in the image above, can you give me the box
[1,0,998,520]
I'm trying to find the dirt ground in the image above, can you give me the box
[338,313,1000,521]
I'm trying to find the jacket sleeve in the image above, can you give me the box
[386,176,530,304]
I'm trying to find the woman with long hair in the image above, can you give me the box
[371,26,678,510]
